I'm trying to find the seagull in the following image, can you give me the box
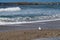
[38,27,41,30]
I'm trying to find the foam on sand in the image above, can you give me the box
[0,7,21,12]
[0,18,60,25]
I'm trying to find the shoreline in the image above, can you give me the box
[0,20,60,40]
[0,18,60,25]
[0,20,60,32]
[0,29,60,40]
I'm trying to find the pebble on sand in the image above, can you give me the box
[38,27,41,30]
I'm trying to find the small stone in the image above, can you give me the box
[38,27,41,30]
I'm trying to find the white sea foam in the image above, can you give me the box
[0,18,60,25]
[0,7,60,25]
[0,7,21,12]
[0,14,60,25]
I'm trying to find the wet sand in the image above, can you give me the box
[0,20,60,32]
[33,37,60,40]
[0,20,60,40]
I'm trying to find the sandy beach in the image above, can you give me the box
[0,1,60,40]
[0,20,60,40]
[0,29,60,40]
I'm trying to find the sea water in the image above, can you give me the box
[33,37,60,40]
[0,5,60,25]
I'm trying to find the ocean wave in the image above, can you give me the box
[0,19,60,25]
[0,7,21,12]
[0,13,60,25]
[0,14,60,22]
[0,14,60,25]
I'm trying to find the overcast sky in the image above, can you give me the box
[0,0,60,2]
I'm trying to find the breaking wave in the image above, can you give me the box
[0,5,60,25]
[0,14,60,25]
[0,7,21,12]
